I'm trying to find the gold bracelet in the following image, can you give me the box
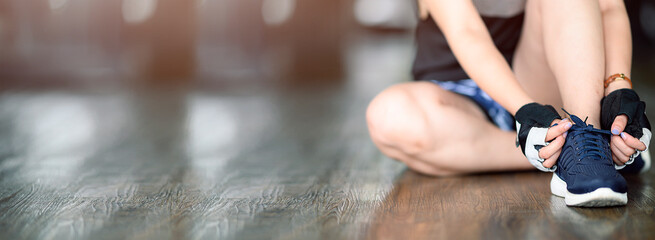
[604,73,632,89]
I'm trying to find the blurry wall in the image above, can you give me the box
[0,0,653,89]
[0,0,357,89]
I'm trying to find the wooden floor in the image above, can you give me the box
[2,7,655,239]
[3,81,655,240]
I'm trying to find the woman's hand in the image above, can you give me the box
[601,89,651,167]
[515,103,569,172]
[608,115,647,165]
[540,118,572,169]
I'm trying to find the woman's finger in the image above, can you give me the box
[620,132,647,151]
[611,115,628,135]
[545,118,571,141]
[613,155,623,166]
[610,141,631,163]
[542,149,561,169]
[539,134,566,159]
[611,135,636,157]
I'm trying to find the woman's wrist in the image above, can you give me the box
[604,79,632,96]
[509,95,535,116]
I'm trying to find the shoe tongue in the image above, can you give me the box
[575,129,611,162]
[561,114,614,164]
[569,114,587,126]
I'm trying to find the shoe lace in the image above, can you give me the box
[561,109,612,170]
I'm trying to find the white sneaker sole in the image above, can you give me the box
[550,174,627,207]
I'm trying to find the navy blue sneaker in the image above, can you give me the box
[550,114,628,207]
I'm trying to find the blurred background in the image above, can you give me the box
[0,0,419,91]
[0,0,654,90]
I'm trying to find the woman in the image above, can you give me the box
[366,0,651,207]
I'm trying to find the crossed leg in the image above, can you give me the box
[366,0,631,176]
[366,82,531,176]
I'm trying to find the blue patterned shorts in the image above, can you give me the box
[430,79,515,131]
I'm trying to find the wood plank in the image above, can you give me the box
[1,86,655,239]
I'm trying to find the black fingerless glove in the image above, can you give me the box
[515,102,562,172]
[600,89,651,166]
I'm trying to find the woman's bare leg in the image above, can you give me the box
[598,0,639,165]
[599,0,632,83]
[366,82,532,176]
[514,0,607,126]
[515,0,637,166]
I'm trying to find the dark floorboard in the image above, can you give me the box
[2,83,655,239]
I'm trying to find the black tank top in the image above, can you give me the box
[412,13,524,81]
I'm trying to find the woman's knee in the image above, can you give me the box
[366,83,483,176]
[403,156,458,176]
[366,83,438,156]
